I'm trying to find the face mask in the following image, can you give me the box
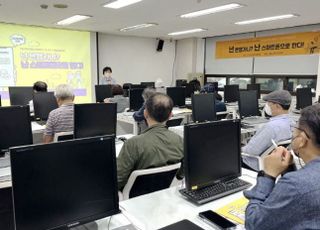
[291,135,300,157]
[264,103,272,116]
[104,73,112,78]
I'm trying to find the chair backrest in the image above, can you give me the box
[123,83,132,97]
[166,118,183,128]
[53,131,74,142]
[122,163,181,200]
[260,139,292,157]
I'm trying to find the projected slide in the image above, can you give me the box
[0,23,92,104]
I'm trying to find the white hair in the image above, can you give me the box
[54,84,75,100]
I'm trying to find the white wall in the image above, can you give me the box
[175,38,194,79]
[98,34,176,86]
[175,38,205,84]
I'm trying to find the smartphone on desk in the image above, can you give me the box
[199,210,236,230]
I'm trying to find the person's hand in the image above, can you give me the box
[263,146,293,178]
[104,98,110,103]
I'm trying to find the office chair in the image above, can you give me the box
[242,139,291,171]
[166,118,183,128]
[121,163,181,200]
[53,132,74,142]
[123,83,133,97]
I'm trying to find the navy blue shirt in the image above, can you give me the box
[133,105,145,122]
[215,100,227,112]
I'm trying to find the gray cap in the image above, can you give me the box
[263,90,292,106]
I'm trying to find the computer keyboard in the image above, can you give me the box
[180,178,252,205]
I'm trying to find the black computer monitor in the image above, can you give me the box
[0,106,33,153]
[176,79,187,87]
[247,84,261,99]
[130,84,147,89]
[192,93,217,122]
[9,87,33,106]
[10,136,119,230]
[0,94,1,107]
[74,103,117,138]
[185,84,194,98]
[296,88,312,110]
[141,82,155,88]
[239,90,259,118]
[167,87,186,107]
[129,88,144,111]
[95,85,113,103]
[33,92,58,121]
[224,85,239,103]
[184,120,241,190]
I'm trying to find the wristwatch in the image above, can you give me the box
[258,170,276,181]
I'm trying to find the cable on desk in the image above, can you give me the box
[107,216,112,230]
[119,209,142,230]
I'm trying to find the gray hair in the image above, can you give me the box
[142,87,156,101]
[54,84,75,100]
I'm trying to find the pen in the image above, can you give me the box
[271,139,286,161]
[271,139,278,148]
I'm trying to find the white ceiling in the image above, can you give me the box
[0,0,320,39]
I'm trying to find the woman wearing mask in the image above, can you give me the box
[242,90,294,171]
[244,104,320,230]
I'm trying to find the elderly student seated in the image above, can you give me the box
[242,90,294,170]
[117,93,184,190]
[245,104,320,230]
[43,84,75,143]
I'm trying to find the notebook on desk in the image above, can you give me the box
[179,120,251,205]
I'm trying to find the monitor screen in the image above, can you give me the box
[129,88,144,111]
[185,84,194,98]
[224,85,239,103]
[176,79,187,87]
[0,106,33,153]
[247,84,261,99]
[184,120,241,190]
[74,103,117,138]
[167,87,186,107]
[0,94,1,107]
[141,82,155,88]
[130,84,147,89]
[33,92,58,120]
[192,93,216,122]
[9,87,33,106]
[239,90,259,118]
[296,88,312,110]
[10,136,119,230]
[95,85,113,103]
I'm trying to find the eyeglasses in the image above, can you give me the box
[290,124,310,139]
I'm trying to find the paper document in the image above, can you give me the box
[215,196,249,225]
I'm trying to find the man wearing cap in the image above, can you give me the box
[242,90,294,171]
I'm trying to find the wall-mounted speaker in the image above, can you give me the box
[157,39,164,52]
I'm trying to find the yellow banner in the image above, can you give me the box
[216,32,320,59]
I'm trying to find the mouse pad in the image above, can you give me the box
[158,219,204,230]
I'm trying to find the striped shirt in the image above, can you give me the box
[44,103,74,136]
